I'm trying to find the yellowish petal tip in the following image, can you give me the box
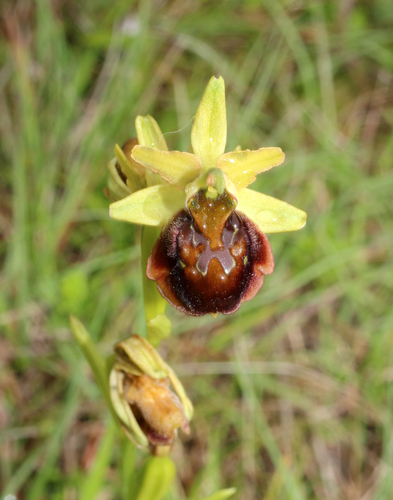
[301,211,307,228]
[108,201,121,220]
[209,75,224,86]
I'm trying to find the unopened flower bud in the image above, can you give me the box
[105,138,146,201]
[110,335,193,454]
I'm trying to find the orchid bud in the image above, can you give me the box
[105,138,146,201]
[109,335,193,455]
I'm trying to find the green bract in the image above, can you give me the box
[109,76,306,234]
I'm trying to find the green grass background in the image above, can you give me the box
[1,0,393,498]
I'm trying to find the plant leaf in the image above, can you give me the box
[70,316,111,410]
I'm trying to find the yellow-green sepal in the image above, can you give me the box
[136,115,168,151]
[191,76,227,171]
[237,188,307,233]
[109,185,186,226]
[218,147,285,189]
[113,335,168,379]
[132,146,201,188]
[165,364,194,422]
[107,157,132,201]
[109,368,150,448]
[114,144,145,189]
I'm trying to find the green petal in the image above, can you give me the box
[109,185,185,226]
[135,115,168,151]
[114,143,145,177]
[237,188,307,233]
[109,369,149,448]
[114,335,168,379]
[191,76,227,171]
[218,147,285,188]
[107,158,132,201]
[113,145,145,192]
[132,145,201,188]
[166,366,194,422]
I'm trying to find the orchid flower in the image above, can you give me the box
[108,76,306,316]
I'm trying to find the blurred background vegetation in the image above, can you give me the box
[1,0,393,498]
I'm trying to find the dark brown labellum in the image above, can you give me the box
[147,190,274,316]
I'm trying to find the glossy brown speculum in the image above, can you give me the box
[147,189,274,316]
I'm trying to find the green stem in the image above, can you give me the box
[141,226,171,346]
[141,225,164,322]
[134,456,176,500]
[79,419,117,500]
[121,438,136,500]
